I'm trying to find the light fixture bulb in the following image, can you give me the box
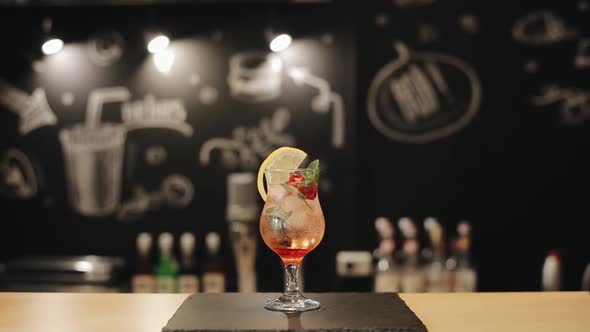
[147,35,170,54]
[41,38,63,55]
[269,33,292,53]
[153,49,175,74]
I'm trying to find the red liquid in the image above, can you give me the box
[274,248,312,265]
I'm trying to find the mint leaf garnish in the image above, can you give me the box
[266,206,292,220]
[281,183,311,208]
[302,159,319,186]
[281,183,306,200]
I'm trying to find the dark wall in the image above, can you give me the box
[0,0,589,291]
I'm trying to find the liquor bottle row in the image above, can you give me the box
[131,232,226,293]
[372,217,477,293]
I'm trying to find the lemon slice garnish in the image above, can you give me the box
[257,147,307,201]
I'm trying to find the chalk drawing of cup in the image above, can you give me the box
[227,51,283,103]
[59,124,126,216]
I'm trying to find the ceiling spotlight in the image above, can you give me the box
[269,33,292,53]
[41,38,63,55]
[147,35,170,54]
[153,49,175,74]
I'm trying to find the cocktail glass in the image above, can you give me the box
[260,168,325,312]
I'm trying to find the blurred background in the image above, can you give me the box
[0,0,588,294]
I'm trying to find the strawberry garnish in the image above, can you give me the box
[282,160,319,201]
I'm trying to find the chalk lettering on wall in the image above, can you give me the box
[531,85,590,124]
[86,30,124,67]
[145,145,167,166]
[287,67,345,148]
[0,148,38,199]
[0,79,57,135]
[117,174,194,222]
[367,41,481,143]
[227,51,283,103]
[122,94,193,137]
[199,108,295,170]
[512,11,577,45]
[574,38,590,68]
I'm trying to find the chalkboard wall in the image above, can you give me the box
[0,0,589,291]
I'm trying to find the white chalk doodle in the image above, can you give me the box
[287,67,346,148]
[85,87,131,128]
[417,24,440,44]
[512,11,577,45]
[0,148,38,199]
[393,0,436,7]
[86,30,124,67]
[459,14,479,35]
[575,39,590,68]
[117,174,194,222]
[61,87,194,217]
[367,41,481,143]
[524,60,539,73]
[199,108,295,170]
[227,51,283,103]
[145,145,167,166]
[531,85,590,124]
[60,124,126,217]
[122,94,193,137]
[0,79,57,135]
[161,174,194,208]
[199,85,219,105]
[61,92,75,106]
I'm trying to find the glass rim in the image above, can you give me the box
[264,168,317,172]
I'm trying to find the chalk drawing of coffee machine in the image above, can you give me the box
[59,87,194,217]
[227,50,344,146]
[367,41,481,143]
[200,49,345,170]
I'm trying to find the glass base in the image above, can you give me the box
[264,293,320,312]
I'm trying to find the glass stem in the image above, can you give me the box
[284,263,300,296]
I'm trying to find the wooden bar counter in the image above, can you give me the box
[0,292,587,332]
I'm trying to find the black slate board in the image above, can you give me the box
[162,293,427,332]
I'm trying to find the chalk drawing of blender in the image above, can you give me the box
[59,88,130,217]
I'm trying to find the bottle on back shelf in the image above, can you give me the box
[178,232,200,293]
[131,232,156,293]
[453,221,477,292]
[423,217,452,292]
[542,250,562,291]
[202,232,226,293]
[398,217,425,292]
[373,217,401,292]
[155,232,178,293]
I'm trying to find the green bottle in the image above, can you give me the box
[156,232,178,293]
